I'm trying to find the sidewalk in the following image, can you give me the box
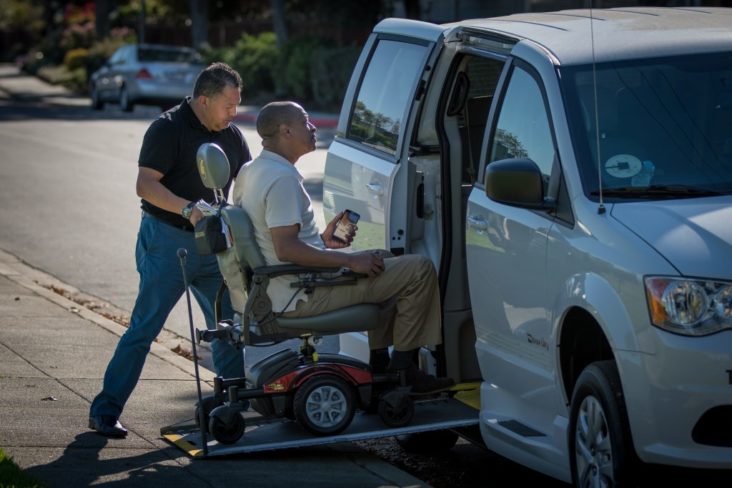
[0,248,427,487]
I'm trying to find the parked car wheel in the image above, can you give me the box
[90,84,104,110]
[294,374,355,436]
[569,360,636,487]
[119,85,134,112]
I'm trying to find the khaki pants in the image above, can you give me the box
[282,254,442,351]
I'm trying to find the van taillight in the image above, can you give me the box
[136,68,152,79]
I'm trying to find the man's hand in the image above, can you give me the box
[346,251,385,278]
[321,211,357,249]
[189,207,204,226]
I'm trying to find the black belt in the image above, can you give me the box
[143,211,194,232]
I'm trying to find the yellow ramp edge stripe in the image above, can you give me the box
[162,432,204,458]
[452,381,481,410]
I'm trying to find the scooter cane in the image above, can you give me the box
[176,247,208,456]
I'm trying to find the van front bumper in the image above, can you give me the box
[617,329,732,468]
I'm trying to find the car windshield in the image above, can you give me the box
[562,51,732,200]
[138,47,201,63]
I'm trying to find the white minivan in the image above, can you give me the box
[323,7,732,486]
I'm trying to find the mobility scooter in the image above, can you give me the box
[162,143,478,456]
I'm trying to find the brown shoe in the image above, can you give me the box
[405,366,455,394]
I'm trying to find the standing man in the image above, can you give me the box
[89,62,250,438]
[233,101,453,393]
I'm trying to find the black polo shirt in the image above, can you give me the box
[138,97,251,230]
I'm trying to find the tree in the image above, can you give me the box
[270,0,288,47]
[189,0,207,49]
[94,0,115,39]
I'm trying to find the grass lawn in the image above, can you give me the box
[0,448,45,488]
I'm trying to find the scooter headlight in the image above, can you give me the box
[645,277,732,336]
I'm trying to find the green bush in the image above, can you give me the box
[63,47,89,71]
[276,37,320,102]
[0,448,45,488]
[310,45,361,110]
[205,32,279,100]
[203,32,360,110]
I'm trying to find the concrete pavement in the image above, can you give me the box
[0,248,427,487]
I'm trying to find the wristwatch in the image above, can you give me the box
[181,201,196,220]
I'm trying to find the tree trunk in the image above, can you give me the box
[94,0,115,40]
[189,0,209,49]
[271,0,288,47]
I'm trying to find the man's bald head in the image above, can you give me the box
[256,101,305,140]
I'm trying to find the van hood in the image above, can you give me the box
[610,196,732,279]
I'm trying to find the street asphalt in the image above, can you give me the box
[0,67,426,487]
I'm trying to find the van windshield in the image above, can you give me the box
[562,51,732,199]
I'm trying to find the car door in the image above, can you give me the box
[323,20,444,253]
[466,59,560,409]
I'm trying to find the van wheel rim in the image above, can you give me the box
[305,385,346,428]
[575,396,613,488]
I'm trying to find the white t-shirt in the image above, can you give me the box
[232,149,324,312]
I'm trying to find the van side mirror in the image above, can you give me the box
[484,158,547,209]
[196,143,230,190]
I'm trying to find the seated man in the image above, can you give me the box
[233,101,453,393]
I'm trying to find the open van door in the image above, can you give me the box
[323,19,445,255]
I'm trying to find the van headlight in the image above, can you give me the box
[645,277,732,336]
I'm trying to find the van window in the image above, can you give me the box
[348,39,428,155]
[488,65,555,182]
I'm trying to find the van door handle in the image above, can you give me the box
[366,182,384,196]
[467,214,487,231]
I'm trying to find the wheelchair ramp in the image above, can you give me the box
[161,383,480,458]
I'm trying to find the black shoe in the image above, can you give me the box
[405,366,455,394]
[88,415,128,438]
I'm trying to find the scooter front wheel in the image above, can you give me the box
[378,390,414,428]
[208,405,245,444]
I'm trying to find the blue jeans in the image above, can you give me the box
[90,215,245,418]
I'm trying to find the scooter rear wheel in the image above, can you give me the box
[294,375,355,436]
[195,394,222,433]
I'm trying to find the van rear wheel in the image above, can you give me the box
[568,360,636,488]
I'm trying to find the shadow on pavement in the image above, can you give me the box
[24,432,192,488]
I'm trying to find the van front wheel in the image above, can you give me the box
[568,360,636,488]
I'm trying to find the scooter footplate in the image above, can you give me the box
[161,396,478,458]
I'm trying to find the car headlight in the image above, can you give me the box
[645,277,732,336]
